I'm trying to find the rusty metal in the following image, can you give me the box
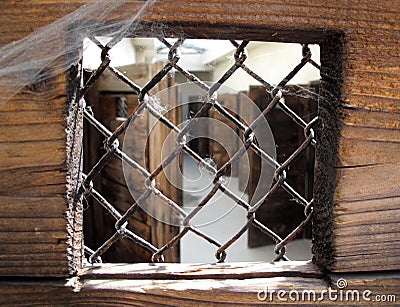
[76,36,319,264]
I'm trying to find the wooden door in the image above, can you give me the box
[247,84,318,247]
[187,96,209,158]
[84,62,181,262]
[146,62,182,262]
[209,93,241,177]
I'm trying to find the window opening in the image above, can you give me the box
[79,36,320,264]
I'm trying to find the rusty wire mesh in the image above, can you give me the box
[76,36,319,264]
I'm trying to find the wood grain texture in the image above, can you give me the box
[0,1,397,46]
[0,278,327,306]
[0,0,398,283]
[0,69,69,276]
[333,102,400,271]
[0,270,399,306]
[81,261,323,279]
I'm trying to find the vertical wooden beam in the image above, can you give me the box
[65,64,85,275]
[147,62,180,262]
[330,27,400,272]
[312,35,344,272]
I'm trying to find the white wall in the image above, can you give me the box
[209,42,320,90]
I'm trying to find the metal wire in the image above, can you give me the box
[77,36,319,264]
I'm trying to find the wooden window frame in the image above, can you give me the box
[0,1,399,305]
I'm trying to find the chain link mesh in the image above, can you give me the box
[76,36,319,264]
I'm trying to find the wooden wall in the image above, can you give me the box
[0,70,70,276]
[0,0,398,287]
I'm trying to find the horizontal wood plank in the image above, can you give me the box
[0,123,65,143]
[0,218,67,232]
[333,160,400,265]
[0,109,66,126]
[0,196,66,217]
[335,195,400,213]
[334,244,400,260]
[334,209,400,227]
[334,222,400,238]
[0,277,325,306]
[0,260,68,270]
[0,171,66,196]
[0,266,69,277]
[0,231,67,244]
[332,255,400,272]
[0,252,68,261]
[0,140,66,172]
[0,1,397,46]
[0,271,399,306]
[0,243,67,254]
[82,261,322,280]
[334,232,400,247]
[334,163,400,203]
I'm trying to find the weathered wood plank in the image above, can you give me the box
[0,0,397,46]
[332,192,400,272]
[0,123,65,143]
[0,243,67,254]
[334,104,400,272]
[334,232,400,247]
[332,255,400,272]
[1,272,399,306]
[334,242,400,258]
[0,260,67,269]
[0,109,66,125]
[342,107,400,130]
[0,231,67,244]
[0,169,66,196]
[334,163,400,203]
[0,253,68,261]
[0,141,65,172]
[0,278,321,306]
[0,250,68,273]
[334,222,399,238]
[0,96,65,112]
[334,209,399,227]
[82,261,322,280]
[334,196,400,220]
[0,266,69,277]
[341,127,400,147]
[0,218,66,232]
[0,196,66,218]
[333,50,400,273]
